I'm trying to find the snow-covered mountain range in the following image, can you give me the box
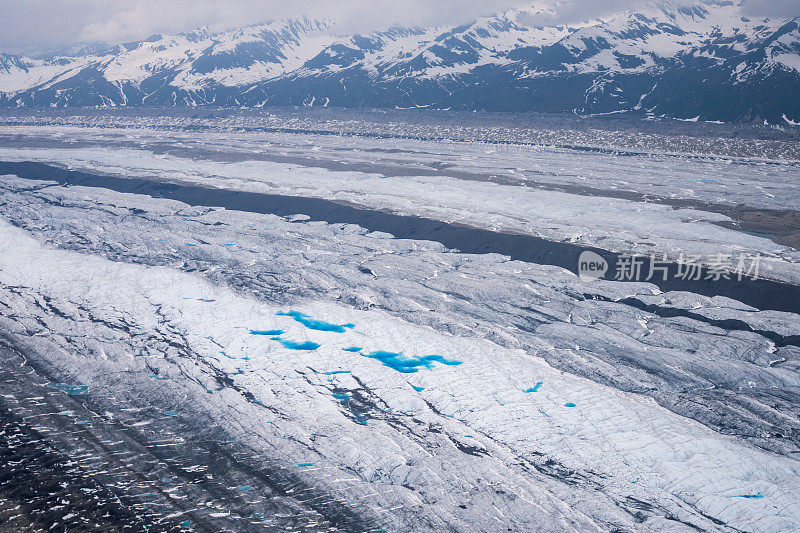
[1,1,799,123]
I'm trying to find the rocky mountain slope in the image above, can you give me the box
[1,1,798,123]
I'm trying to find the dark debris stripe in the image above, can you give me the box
[2,160,799,315]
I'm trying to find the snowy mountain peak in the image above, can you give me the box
[0,2,798,123]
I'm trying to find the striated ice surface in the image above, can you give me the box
[1,114,799,283]
[0,112,799,531]
[0,174,797,530]
[1,216,799,531]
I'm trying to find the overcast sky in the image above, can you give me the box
[1,0,797,55]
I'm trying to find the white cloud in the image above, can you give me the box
[742,0,799,19]
[75,0,528,42]
[0,0,525,53]
[0,0,797,55]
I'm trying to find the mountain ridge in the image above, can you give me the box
[1,2,798,123]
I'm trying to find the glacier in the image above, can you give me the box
[0,109,798,531]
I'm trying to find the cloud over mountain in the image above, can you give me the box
[2,0,798,54]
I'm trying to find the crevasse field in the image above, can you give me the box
[0,108,799,532]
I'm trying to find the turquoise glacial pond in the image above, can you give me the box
[363,351,462,373]
[277,310,355,333]
[249,329,285,336]
[274,338,320,351]
[524,382,543,393]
